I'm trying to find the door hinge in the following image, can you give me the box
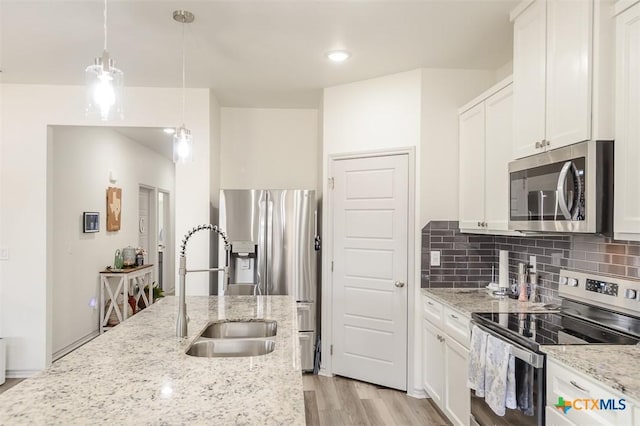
[330,344,333,355]
[328,177,334,189]
[331,261,334,272]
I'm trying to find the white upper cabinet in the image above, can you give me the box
[459,102,486,232]
[614,1,640,239]
[513,0,547,159]
[511,0,614,159]
[459,78,516,235]
[484,84,514,231]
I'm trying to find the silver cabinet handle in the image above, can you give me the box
[477,221,481,227]
[394,281,405,288]
[544,139,550,147]
[427,301,434,306]
[535,141,542,149]
[569,380,589,393]
[450,313,459,320]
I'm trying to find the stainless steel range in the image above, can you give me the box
[470,270,640,426]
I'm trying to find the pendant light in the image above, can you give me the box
[85,0,124,121]
[173,10,195,163]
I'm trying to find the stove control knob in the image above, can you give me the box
[568,278,578,287]
[560,276,568,286]
[625,289,637,299]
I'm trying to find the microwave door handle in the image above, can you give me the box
[556,161,574,220]
[569,163,582,219]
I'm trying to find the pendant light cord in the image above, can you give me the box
[181,20,186,125]
[103,0,108,51]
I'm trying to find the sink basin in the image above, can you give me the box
[200,320,277,339]
[186,339,275,357]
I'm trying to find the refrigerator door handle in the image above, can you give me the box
[257,199,267,295]
[264,195,274,296]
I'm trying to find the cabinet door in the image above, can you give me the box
[615,2,640,236]
[422,319,444,409]
[545,0,593,149]
[513,0,547,159]
[444,336,470,426]
[459,102,486,231]
[484,84,513,232]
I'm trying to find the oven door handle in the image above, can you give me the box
[556,161,582,220]
[470,321,545,369]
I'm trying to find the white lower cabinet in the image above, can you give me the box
[547,358,637,425]
[422,295,470,426]
[443,335,470,426]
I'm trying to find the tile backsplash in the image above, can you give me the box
[421,220,640,305]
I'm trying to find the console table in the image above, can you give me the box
[99,264,154,333]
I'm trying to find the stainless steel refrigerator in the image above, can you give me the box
[218,189,318,371]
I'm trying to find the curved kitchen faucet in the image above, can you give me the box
[177,224,230,338]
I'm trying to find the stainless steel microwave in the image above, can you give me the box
[508,141,613,234]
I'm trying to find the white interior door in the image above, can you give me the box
[331,154,409,391]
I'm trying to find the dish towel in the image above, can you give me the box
[516,358,535,416]
[484,334,517,416]
[467,325,488,396]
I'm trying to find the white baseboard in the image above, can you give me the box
[408,388,428,399]
[6,370,39,379]
[318,368,333,378]
[53,330,99,362]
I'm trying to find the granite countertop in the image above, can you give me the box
[542,345,640,402]
[422,288,556,316]
[0,296,304,425]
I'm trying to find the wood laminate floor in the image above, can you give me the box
[303,375,452,426]
[0,378,23,396]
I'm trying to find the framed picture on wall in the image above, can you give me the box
[83,212,100,233]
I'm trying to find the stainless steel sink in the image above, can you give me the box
[186,339,275,357]
[200,320,277,339]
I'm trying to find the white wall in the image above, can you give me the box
[420,69,496,225]
[0,84,212,375]
[220,108,319,190]
[51,126,175,357]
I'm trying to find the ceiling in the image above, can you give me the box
[0,0,518,108]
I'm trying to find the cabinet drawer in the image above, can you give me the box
[443,306,470,348]
[422,295,443,325]
[547,359,632,425]
[545,406,576,426]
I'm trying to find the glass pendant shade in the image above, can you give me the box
[85,51,124,121]
[173,126,193,163]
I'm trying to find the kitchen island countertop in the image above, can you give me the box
[421,287,557,316]
[0,295,304,425]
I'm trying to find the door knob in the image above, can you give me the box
[394,281,405,288]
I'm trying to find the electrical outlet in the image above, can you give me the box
[529,255,537,273]
[430,250,441,267]
[0,246,8,261]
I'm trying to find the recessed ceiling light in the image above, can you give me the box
[163,128,176,135]
[327,50,351,63]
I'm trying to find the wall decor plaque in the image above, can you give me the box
[106,187,122,231]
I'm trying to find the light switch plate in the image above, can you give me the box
[529,255,537,273]
[430,250,441,267]
[0,246,8,260]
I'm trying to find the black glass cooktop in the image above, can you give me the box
[472,308,640,351]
